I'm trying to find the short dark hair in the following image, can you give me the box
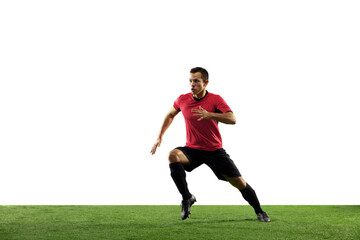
[190,67,209,81]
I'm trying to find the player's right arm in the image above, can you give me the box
[150,107,179,155]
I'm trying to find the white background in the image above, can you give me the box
[1,1,359,205]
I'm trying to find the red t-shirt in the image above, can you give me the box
[173,91,232,151]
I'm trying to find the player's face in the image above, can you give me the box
[189,72,208,95]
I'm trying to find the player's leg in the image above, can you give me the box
[205,149,270,222]
[168,149,197,220]
[223,175,262,212]
[168,149,191,165]
[223,175,246,189]
[224,175,270,222]
[168,149,192,200]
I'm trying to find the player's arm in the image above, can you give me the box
[150,107,180,155]
[192,106,236,125]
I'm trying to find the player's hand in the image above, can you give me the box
[191,106,211,121]
[150,138,162,155]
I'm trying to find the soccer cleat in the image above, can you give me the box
[257,212,271,222]
[181,195,196,220]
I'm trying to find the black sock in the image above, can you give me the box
[240,183,264,214]
[169,162,192,200]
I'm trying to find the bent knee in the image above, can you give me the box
[168,149,182,163]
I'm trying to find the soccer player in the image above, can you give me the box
[150,67,270,222]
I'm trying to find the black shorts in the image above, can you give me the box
[175,147,241,181]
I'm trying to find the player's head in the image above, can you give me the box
[189,67,209,95]
[190,67,209,82]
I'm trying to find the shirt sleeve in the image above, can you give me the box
[215,95,232,113]
[173,95,181,111]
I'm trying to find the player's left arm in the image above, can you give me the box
[192,106,236,124]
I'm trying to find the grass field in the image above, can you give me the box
[0,205,359,240]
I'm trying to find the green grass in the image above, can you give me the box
[0,205,359,240]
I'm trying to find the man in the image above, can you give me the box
[150,67,270,222]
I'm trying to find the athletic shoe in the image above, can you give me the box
[257,212,271,222]
[181,195,196,220]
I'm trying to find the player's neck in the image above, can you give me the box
[192,89,207,100]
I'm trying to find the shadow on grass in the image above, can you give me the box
[110,217,262,230]
[182,218,260,225]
